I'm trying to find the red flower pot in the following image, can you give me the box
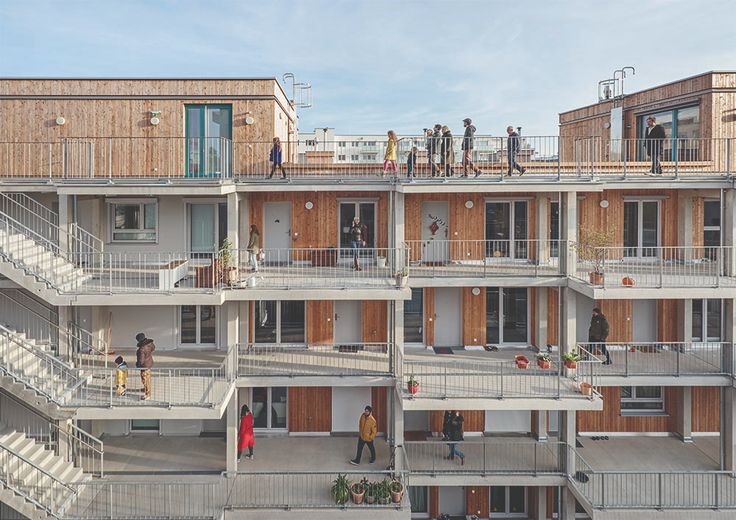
[408,383,420,395]
[515,355,529,369]
[537,360,551,369]
[564,360,577,369]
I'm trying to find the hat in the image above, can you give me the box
[135,332,146,343]
[463,118,472,124]
[115,355,124,365]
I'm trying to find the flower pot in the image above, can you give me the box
[408,383,420,395]
[589,272,604,285]
[390,482,404,504]
[622,276,635,287]
[514,355,529,369]
[246,276,257,288]
[580,382,593,396]
[225,267,238,286]
[378,497,390,505]
[376,256,387,268]
[365,494,375,505]
[396,274,408,287]
[350,485,365,504]
[537,360,551,369]
[564,360,577,369]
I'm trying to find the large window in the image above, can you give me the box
[490,486,526,516]
[692,299,722,342]
[180,305,217,345]
[486,288,528,345]
[485,200,528,258]
[637,105,700,160]
[109,200,157,242]
[623,200,659,257]
[550,201,560,258]
[704,200,721,248]
[404,289,424,344]
[185,104,232,177]
[409,486,428,516]
[188,203,227,253]
[621,386,664,414]
[255,301,305,344]
[251,387,287,430]
[339,201,376,250]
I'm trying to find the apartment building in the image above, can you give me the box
[0,72,734,520]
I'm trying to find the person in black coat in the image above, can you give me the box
[644,116,666,174]
[445,411,465,464]
[441,410,452,440]
[588,307,611,365]
[506,126,526,176]
[461,118,482,177]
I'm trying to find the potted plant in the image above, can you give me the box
[389,479,404,503]
[218,237,238,286]
[376,479,391,505]
[514,354,529,369]
[331,473,351,505]
[573,229,615,286]
[622,276,636,287]
[563,351,580,369]
[364,481,376,504]
[407,374,420,395]
[376,255,387,268]
[537,352,552,369]
[580,382,593,396]
[350,480,366,504]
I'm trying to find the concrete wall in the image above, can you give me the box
[485,411,531,433]
[106,306,178,350]
[331,387,371,433]
[90,419,211,437]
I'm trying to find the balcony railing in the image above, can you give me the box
[406,239,564,278]
[405,440,563,476]
[574,245,736,288]
[2,136,731,181]
[578,342,732,378]
[238,342,394,377]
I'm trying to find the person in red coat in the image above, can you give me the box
[238,405,255,461]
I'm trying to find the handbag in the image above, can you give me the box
[258,249,265,261]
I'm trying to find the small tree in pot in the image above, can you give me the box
[218,237,238,286]
[389,479,404,503]
[350,478,367,504]
[573,229,615,286]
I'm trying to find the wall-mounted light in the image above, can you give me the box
[55,117,66,126]
[600,199,609,209]
[471,287,481,296]
[465,200,474,209]
[305,201,314,210]
[244,115,255,125]
[150,111,161,126]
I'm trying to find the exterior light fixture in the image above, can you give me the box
[150,111,161,125]
[55,117,66,126]
[244,115,255,125]
[305,201,314,210]
[465,200,474,209]
[472,287,481,296]
[600,199,609,209]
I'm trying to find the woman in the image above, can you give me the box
[247,224,261,272]
[382,130,398,177]
[238,404,255,461]
[440,126,455,177]
[446,410,465,465]
[268,137,287,179]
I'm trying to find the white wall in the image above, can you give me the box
[404,411,429,432]
[633,300,657,342]
[439,486,465,515]
[161,420,202,436]
[332,387,371,432]
[90,420,207,437]
[107,306,177,350]
[577,295,595,342]
[485,411,531,433]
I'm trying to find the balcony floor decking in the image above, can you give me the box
[575,263,736,289]
[577,436,719,471]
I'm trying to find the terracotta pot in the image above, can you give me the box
[537,360,551,369]
[515,355,529,369]
[580,382,593,396]
[408,383,420,395]
[365,494,375,505]
[390,482,404,503]
[350,485,365,504]
[589,272,604,285]
[622,276,635,287]
[564,360,577,369]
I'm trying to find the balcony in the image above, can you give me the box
[1,136,732,183]
[406,239,564,285]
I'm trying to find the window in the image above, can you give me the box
[490,486,526,516]
[305,140,316,147]
[180,305,217,345]
[188,202,227,253]
[692,299,722,342]
[251,387,288,430]
[352,141,360,147]
[704,200,721,248]
[338,154,346,161]
[621,386,664,414]
[405,289,424,344]
[409,486,428,516]
[185,105,232,177]
[637,105,700,161]
[130,419,159,432]
[550,201,560,257]
[485,200,528,258]
[110,201,157,242]
[339,201,376,250]
[338,142,346,147]
[351,155,359,161]
[367,141,377,146]
[487,288,528,345]
[255,301,305,344]
[623,200,659,257]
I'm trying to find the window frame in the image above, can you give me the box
[691,298,722,343]
[404,288,424,345]
[486,287,529,346]
[179,305,218,347]
[484,199,529,259]
[254,300,306,345]
[620,386,665,415]
[490,486,527,517]
[108,199,158,243]
[636,104,700,161]
[703,199,721,248]
[623,199,661,258]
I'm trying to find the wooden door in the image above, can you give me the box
[288,387,332,432]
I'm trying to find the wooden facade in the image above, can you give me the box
[466,486,490,517]
[430,410,485,432]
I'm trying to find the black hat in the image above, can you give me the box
[115,355,124,365]
[463,118,472,124]
[135,332,146,343]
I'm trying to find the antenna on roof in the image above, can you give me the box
[282,73,312,109]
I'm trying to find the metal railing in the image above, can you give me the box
[0,442,77,517]
[578,341,731,377]
[406,239,564,278]
[238,342,394,377]
[404,440,563,475]
[574,245,736,288]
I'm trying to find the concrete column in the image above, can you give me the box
[393,191,406,274]
[560,191,578,276]
[559,288,577,356]
[533,487,547,520]
[724,189,736,277]
[536,194,549,263]
[675,387,693,442]
[392,385,405,471]
[560,486,578,520]
[226,192,240,249]
[58,306,72,362]
[226,393,238,472]
[225,301,239,349]
[679,300,693,342]
[58,194,71,251]
[537,287,548,349]
[532,410,548,442]
[559,410,578,520]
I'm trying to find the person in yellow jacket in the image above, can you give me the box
[350,405,377,465]
[382,130,398,177]
[114,356,128,397]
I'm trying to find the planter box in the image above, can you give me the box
[580,382,593,396]
[515,355,529,369]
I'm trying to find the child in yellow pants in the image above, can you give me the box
[115,356,128,396]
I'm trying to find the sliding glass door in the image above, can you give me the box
[185,105,232,178]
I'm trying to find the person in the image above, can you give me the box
[237,405,255,461]
[407,146,418,180]
[382,130,398,177]
[350,405,377,465]
[461,118,482,177]
[268,137,287,180]
[349,216,368,271]
[425,129,437,178]
[440,125,455,177]
[644,116,666,175]
[441,410,452,440]
[506,126,526,176]
[446,411,465,465]
[135,332,156,400]
[588,307,611,365]
[247,224,261,272]
[114,355,128,397]
[430,124,443,177]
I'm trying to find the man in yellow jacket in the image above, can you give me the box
[350,405,377,465]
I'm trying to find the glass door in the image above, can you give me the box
[185,105,232,178]
[485,201,528,259]
[486,288,528,345]
[252,387,288,431]
[339,201,376,260]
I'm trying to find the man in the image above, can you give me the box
[446,411,465,465]
[349,216,368,271]
[506,126,526,176]
[461,118,482,177]
[425,128,437,178]
[135,332,156,400]
[644,116,666,174]
[350,405,377,465]
[588,307,611,365]
[430,124,442,177]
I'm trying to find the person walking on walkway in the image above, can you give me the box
[238,405,255,461]
[407,146,418,180]
[425,128,438,178]
[268,137,287,179]
[506,126,526,176]
[440,126,455,177]
[349,216,368,271]
[645,116,666,175]
[441,410,452,440]
[247,224,261,272]
[446,411,465,464]
[588,307,611,365]
[350,405,377,465]
[383,130,398,177]
[461,118,482,177]
[135,333,156,400]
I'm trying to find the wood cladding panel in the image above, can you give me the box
[362,301,387,343]
[577,386,681,432]
[307,300,333,345]
[371,387,388,434]
[288,387,332,432]
[250,191,389,249]
[462,287,486,347]
[657,300,679,342]
[429,486,440,519]
[424,288,435,346]
[693,387,720,432]
[466,486,490,517]
[596,300,633,343]
[692,197,704,248]
[430,410,484,432]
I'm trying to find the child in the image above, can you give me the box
[115,355,128,396]
[268,137,287,179]
[407,146,418,180]
[382,130,398,177]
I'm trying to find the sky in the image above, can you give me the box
[1,0,735,136]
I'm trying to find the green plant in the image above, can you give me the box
[389,480,403,493]
[572,229,615,274]
[407,374,419,387]
[219,237,234,269]
[562,351,581,362]
[376,479,391,503]
[331,473,351,505]
[350,481,365,494]
[536,352,552,362]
